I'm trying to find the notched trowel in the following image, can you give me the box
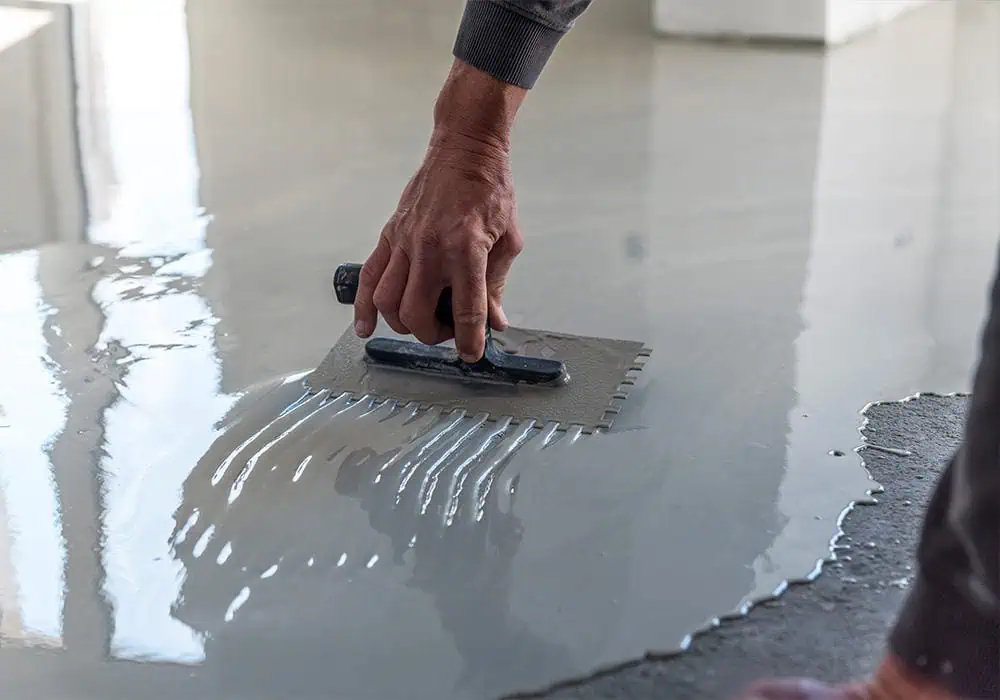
[305,263,652,433]
[332,263,568,387]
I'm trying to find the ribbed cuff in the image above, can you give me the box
[889,575,999,698]
[452,1,565,89]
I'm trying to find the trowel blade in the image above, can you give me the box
[304,325,651,433]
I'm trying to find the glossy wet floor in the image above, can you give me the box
[0,1,997,699]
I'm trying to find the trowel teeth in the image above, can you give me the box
[593,346,652,434]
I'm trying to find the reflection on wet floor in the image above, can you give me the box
[171,378,586,697]
[159,375,702,699]
[0,0,998,698]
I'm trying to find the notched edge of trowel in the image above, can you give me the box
[589,345,653,433]
[304,343,653,435]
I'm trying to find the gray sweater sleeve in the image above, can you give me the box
[452,0,594,89]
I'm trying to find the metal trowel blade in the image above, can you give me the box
[305,325,651,433]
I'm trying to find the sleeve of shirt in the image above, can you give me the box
[452,0,594,89]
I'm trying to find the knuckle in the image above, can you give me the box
[442,225,485,254]
[372,287,394,312]
[384,315,406,334]
[359,262,381,288]
[410,234,442,266]
[449,246,487,273]
[398,305,418,330]
[453,309,487,328]
[440,240,467,263]
[419,229,441,250]
[507,233,524,257]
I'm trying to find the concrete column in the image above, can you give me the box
[653,0,931,45]
[0,3,87,251]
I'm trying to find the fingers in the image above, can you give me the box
[487,297,508,333]
[354,237,390,338]
[399,259,449,346]
[485,226,523,331]
[451,247,489,362]
[372,250,410,335]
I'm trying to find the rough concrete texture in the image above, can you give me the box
[521,394,968,700]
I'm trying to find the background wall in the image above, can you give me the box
[653,0,932,44]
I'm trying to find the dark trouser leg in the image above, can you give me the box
[889,253,1000,699]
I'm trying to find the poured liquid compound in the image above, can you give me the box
[0,0,996,698]
[151,374,870,700]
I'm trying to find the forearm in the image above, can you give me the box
[433,1,592,149]
[452,0,594,89]
[432,60,526,152]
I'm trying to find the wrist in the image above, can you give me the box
[432,59,526,152]
[422,132,512,189]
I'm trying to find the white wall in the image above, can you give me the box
[827,0,930,44]
[653,0,932,45]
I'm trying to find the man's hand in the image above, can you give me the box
[353,60,526,363]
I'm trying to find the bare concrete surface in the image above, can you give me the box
[525,394,967,699]
[0,0,998,698]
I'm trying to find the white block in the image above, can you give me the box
[652,0,932,45]
[826,0,930,44]
[0,7,53,54]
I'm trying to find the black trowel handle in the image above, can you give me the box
[333,263,362,304]
[333,262,460,329]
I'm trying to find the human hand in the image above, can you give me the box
[353,60,527,363]
[353,135,522,362]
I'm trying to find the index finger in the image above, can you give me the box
[355,236,390,338]
[450,248,489,363]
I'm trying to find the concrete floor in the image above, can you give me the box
[0,1,997,699]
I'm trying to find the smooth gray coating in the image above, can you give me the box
[534,395,967,699]
[0,1,997,699]
[164,382,680,700]
[305,325,649,432]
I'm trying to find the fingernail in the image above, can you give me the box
[460,351,480,363]
[498,305,510,329]
[355,320,373,338]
